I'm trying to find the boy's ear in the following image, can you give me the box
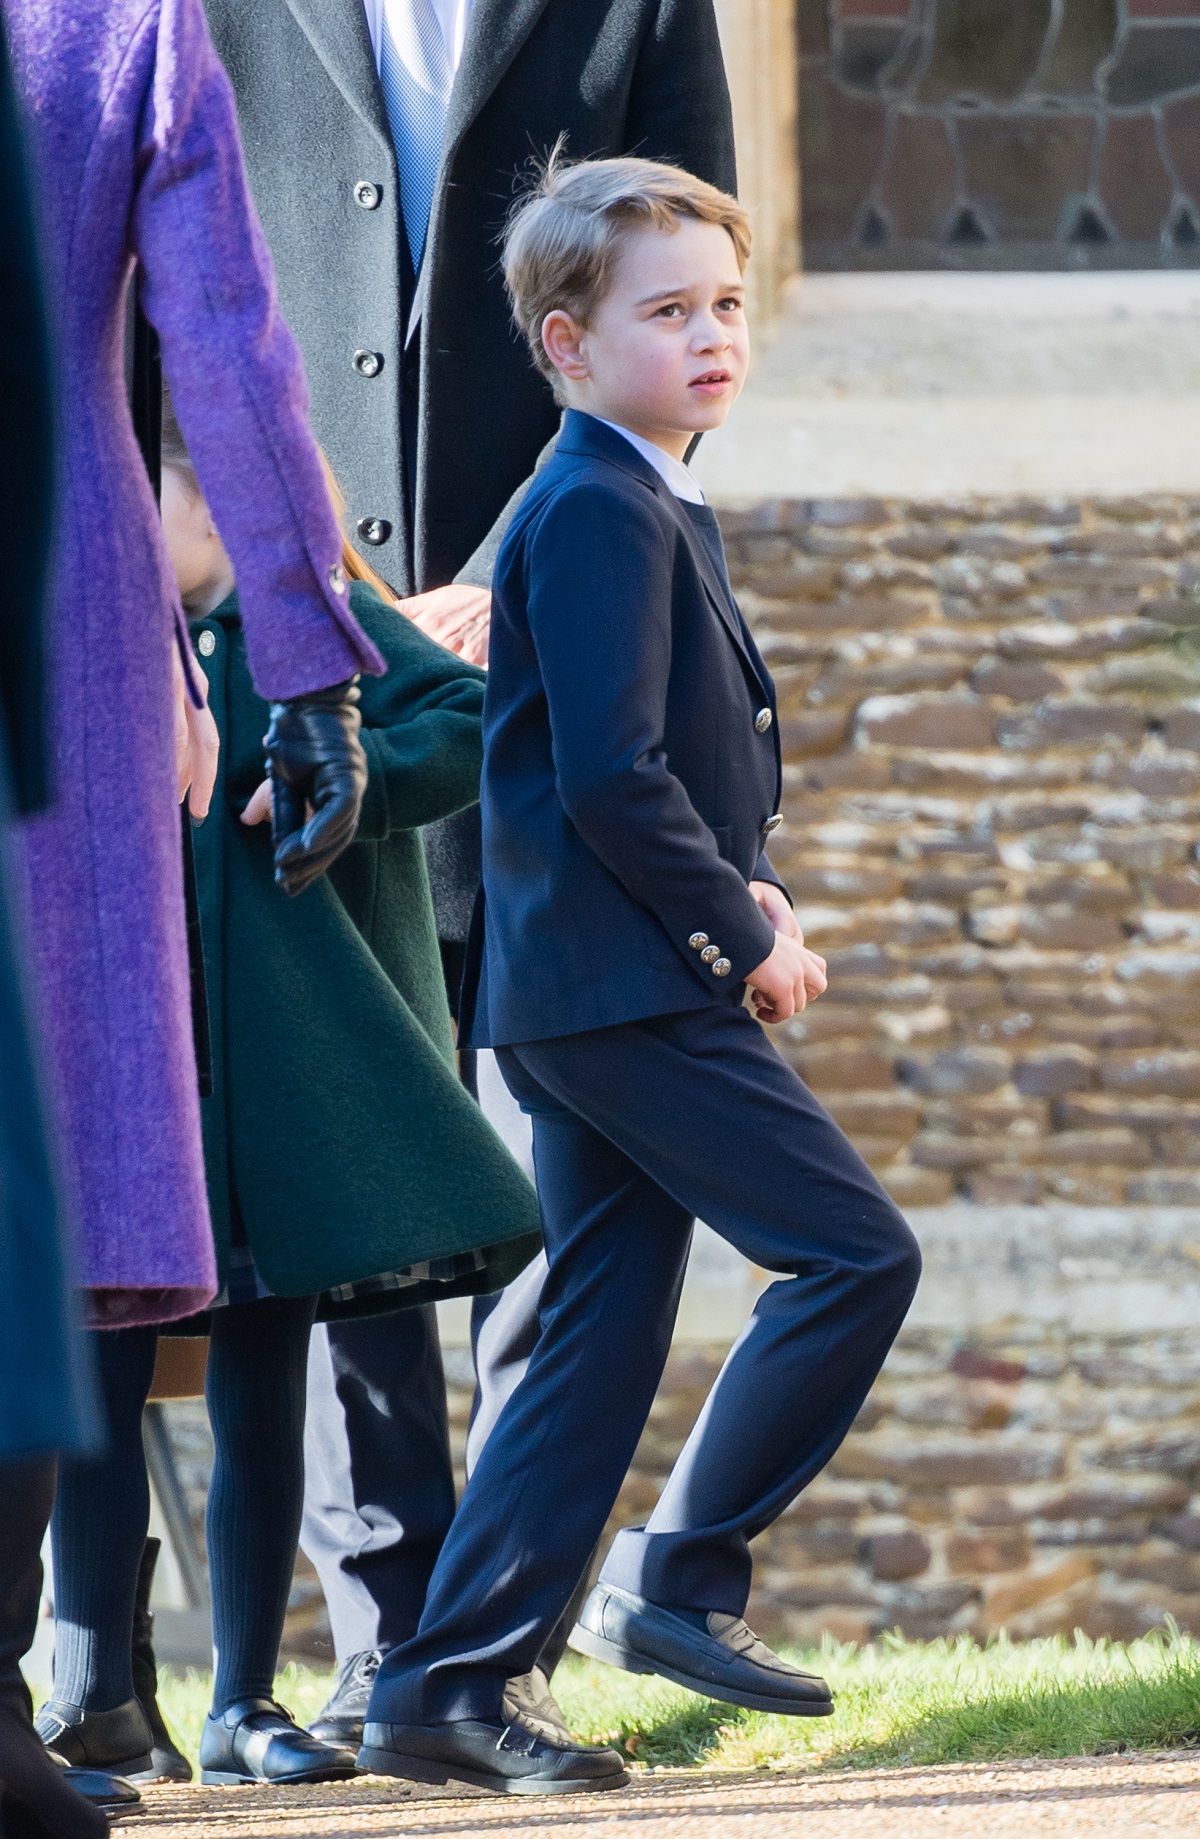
[541,309,589,382]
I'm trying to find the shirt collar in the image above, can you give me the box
[596,420,706,505]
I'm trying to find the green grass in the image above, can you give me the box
[153,1629,1200,1775]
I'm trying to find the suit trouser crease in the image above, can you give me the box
[369,1003,921,1725]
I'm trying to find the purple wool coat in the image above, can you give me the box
[4,0,384,1326]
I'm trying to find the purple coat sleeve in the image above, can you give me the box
[131,0,384,699]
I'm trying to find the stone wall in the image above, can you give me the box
[721,493,1200,1209]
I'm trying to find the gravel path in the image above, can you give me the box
[118,1753,1200,1838]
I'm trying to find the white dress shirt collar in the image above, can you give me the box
[598,420,705,505]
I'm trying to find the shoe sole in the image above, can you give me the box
[568,1623,835,1718]
[357,1745,628,1796]
[200,1765,360,1786]
[54,1750,154,1778]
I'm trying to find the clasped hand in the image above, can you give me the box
[746,880,827,1024]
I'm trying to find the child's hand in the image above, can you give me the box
[749,878,798,938]
[400,584,491,665]
[746,935,828,1023]
[241,779,273,826]
[174,647,218,820]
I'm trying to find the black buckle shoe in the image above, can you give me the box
[130,1537,192,1782]
[307,1649,381,1747]
[199,1698,359,1785]
[359,1710,627,1796]
[569,1582,834,1717]
[35,1698,154,1778]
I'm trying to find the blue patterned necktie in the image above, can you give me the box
[379,0,453,270]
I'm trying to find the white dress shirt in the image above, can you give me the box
[363,0,475,80]
[599,420,706,504]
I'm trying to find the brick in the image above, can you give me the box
[1093,1431,1200,1478]
[867,1530,931,1581]
[806,497,890,528]
[1018,908,1125,951]
[757,595,920,632]
[895,1379,1014,1431]
[832,1436,1065,1488]
[1154,1512,1200,1550]
[969,659,1065,701]
[812,658,969,701]
[1108,752,1200,798]
[1057,527,1180,558]
[1127,1171,1200,1203]
[1014,1047,1098,1097]
[1150,871,1200,908]
[794,753,893,792]
[1101,1050,1200,1097]
[778,709,852,757]
[1163,703,1200,752]
[879,1166,954,1206]
[1115,1544,1200,1593]
[856,693,994,751]
[1043,1169,1128,1203]
[824,1092,922,1137]
[1024,1129,1151,1168]
[886,527,958,561]
[962,1169,1043,1203]
[788,860,904,901]
[897,1046,1011,1095]
[947,1528,1030,1574]
[788,1044,895,1092]
[981,1556,1099,1631]
[911,1135,1008,1171]
[1029,557,1175,591]
[997,701,1145,750]
[905,869,1009,902]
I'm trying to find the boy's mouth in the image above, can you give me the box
[689,369,732,396]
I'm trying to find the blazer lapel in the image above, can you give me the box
[283,0,393,147]
[659,489,768,687]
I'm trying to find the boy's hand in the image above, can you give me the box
[174,647,218,821]
[746,880,827,1023]
[746,935,828,1023]
[400,584,491,665]
[241,779,273,826]
[749,878,798,938]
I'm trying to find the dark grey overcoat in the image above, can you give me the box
[203,0,736,595]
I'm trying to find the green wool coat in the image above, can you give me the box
[188,580,541,1308]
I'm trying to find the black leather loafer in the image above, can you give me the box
[199,1698,359,1785]
[307,1649,381,1747]
[358,1710,628,1795]
[569,1582,834,1717]
[35,1698,154,1778]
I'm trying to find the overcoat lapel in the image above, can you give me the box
[443,0,555,163]
[282,0,393,146]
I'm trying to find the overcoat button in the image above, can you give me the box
[700,944,720,964]
[328,564,347,596]
[688,932,709,951]
[357,516,392,546]
[197,629,216,658]
[761,813,783,835]
[354,180,382,209]
[754,708,773,734]
[353,349,383,378]
[712,958,732,977]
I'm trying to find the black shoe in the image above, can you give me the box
[568,1582,834,1717]
[199,1698,359,1785]
[129,1538,192,1782]
[36,1698,154,1778]
[359,1711,628,1796]
[500,1667,571,1744]
[306,1649,381,1747]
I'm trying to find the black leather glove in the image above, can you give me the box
[263,678,368,897]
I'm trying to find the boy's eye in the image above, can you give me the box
[716,296,742,313]
[656,301,685,317]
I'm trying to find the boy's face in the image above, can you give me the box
[541,218,748,460]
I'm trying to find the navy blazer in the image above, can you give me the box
[462,413,787,1048]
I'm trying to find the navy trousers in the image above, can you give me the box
[368,1002,922,1725]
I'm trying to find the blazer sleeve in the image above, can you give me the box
[624,0,737,193]
[131,0,384,702]
[525,484,775,986]
[352,591,486,839]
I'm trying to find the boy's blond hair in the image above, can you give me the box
[503,153,751,389]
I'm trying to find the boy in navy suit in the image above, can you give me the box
[361,156,923,1796]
